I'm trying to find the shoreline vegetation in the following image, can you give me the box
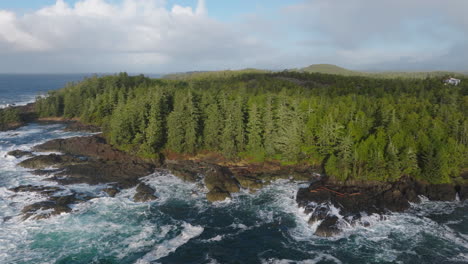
[32,70,468,185]
[2,68,468,236]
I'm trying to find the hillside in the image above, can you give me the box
[163,68,269,80]
[299,64,466,79]
[300,64,360,76]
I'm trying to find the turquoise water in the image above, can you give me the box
[0,76,467,264]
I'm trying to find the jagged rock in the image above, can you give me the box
[234,174,264,190]
[165,161,201,182]
[133,183,157,202]
[31,169,63,176]
[296,176,468,236]
[21,201,72,220]
[33,135,159,166]
[308,205,329,225]
[51,161,154,188]
[6,150,33,158]
[18,154,83,169]
[102,187,119,197]
[204,166,240,193]
[9,185,62,196]
[315,216,340,237]
[206,187,231,202]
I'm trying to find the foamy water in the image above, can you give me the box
[0,123,467,263]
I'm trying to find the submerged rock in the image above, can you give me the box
[133,183,157,202]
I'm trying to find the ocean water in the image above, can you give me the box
[1,76,467,264]
[0,74,90,108]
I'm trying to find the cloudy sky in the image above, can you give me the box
[0,0,467,73]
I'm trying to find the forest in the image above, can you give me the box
[33,71,468,184]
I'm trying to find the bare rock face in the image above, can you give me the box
[21,201,72,220]
[165,161,202,182]
[204,166,240,194]
[206,187,231,202]
[102,187,119,197]
[6,150,33,158]
[314,216,340,237]
[133,183,158,202]
[233,174,264,190]
[18,154,83,169]
[33,135,157,166]
[9,185,62,196]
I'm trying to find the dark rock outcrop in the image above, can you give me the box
[102,187,119,197]
[204,165,240,194]
[9,185,62,196]
[18,154,83,169]
[165,160,241,202]
[165,161,202,182]
[314,216,340,237]
[296,176,468,237]
[63,122,101,132]
[206,187,231,202]
[6,150,33,158]
[33,135,157,165]
[133,183,158,202]
[51,161,154,188]
[25,136,156,188]
[21,201,72,220]
[20,193,89,220]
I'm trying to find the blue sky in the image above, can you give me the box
[0,0,467,73]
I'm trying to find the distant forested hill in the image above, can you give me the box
[299,64,466,79]
[163,69,270,80]
[34,71,468,184]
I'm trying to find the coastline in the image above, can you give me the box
[4,117,467,236]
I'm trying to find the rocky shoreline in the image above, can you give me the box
[5,122,468,237]
[296,176,468,236]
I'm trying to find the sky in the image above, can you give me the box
[0,0,467,73]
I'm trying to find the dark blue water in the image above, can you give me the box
[0,76,467,264]
[0,74,90,108]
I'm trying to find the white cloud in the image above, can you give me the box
[283,0,468,70]
[0,0,269,73]
[0,0,467,73]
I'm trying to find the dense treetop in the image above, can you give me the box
[34,71,468,184]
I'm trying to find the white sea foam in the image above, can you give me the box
[261,253,343,264]
[135,223,204,264]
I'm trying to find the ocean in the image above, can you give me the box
[0,75,467,264]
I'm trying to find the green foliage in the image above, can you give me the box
[0,108,21,130]
[35,71,468,184]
